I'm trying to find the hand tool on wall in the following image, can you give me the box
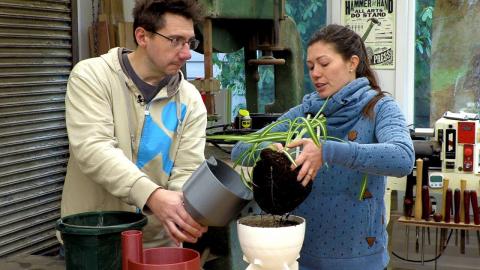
[460,180,467,222]
[415,159,423,221]
[422,185,432,245]
[422,158,430,187]
[443,188,453,251]
[440,179,449,251]
[402,168,415,258]
[454,188,460,246]
[464,190,471,224]
[471,190,479,225]
[478,231,480,256]
[404,173,415,218]
[470,190,480,255]
[466,230,470,246]
[415,226,420,253]
[454,188,461,223]
[414,159,423,253]
[460,190,470,254]
[403,174,415,257]
[460,180,466,254]
[445,188,453,223]
[422,186,431,221]
[440,178,449,218]
[460,227,466,254]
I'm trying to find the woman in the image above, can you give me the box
[231,24,414,269]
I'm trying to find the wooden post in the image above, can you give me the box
[460,179,467,223]
[202,18,215,115]
[414,159,423,221]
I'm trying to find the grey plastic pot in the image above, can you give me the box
[183,156,253,227]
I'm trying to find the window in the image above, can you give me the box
[414,0,434,127]
[415,0,480,128]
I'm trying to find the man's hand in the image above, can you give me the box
[287,138,323,186]
[146,188,207,246]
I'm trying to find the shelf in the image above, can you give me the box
[398,216,480,230]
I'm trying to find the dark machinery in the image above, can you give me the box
[192,0,304,115]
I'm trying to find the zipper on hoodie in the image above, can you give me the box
[144,103,150,116]
[137,100,150,145]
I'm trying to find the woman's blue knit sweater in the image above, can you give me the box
[231,77,414,270]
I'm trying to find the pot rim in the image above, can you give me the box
[237,214,305,227]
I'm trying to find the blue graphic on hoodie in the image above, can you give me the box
[136,101,186,175]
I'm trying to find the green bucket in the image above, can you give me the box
[56,211,147,270]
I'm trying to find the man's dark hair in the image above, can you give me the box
[132,0,204,45]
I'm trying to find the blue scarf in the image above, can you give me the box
[301,77,378,138]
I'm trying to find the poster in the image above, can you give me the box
[341,0,396,69]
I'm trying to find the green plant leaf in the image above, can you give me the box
[206,95,338,189]
[297,117,320,147]
[259,118,291,137]
[358,174,368,201]
[239,167,253,190]
[281,149,297,167]
[314,96,330,119]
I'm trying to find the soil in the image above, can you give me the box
[252,149,313,215]
[239,215,301,228]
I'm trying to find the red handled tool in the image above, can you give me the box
[422,186,431,221]
[464,190,471,224]
[454,189,461,224]
[471,191,479,225]
[445,189,452,223]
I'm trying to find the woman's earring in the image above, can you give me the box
[349,69,353,73]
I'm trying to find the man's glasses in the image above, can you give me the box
[151,31,200,50]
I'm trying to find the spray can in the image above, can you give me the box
[238,109,252,130]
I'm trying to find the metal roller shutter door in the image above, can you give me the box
[0,0,72,257]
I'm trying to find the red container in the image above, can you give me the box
[122,230,144,270]
[128,248,200,270]
[121,230,200,270]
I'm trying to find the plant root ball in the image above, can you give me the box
[252,149,312,215]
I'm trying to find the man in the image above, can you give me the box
[60,0,207,247]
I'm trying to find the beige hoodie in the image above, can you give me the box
[59,47,207,246]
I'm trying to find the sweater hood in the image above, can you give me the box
[100,47,182,98]
[301,77,378,137]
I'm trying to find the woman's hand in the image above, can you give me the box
[287,138,323,186]
[269,142,284,152]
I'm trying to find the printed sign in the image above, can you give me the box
[341,0,396,69]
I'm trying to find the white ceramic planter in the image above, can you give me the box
[237,215,306,270]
